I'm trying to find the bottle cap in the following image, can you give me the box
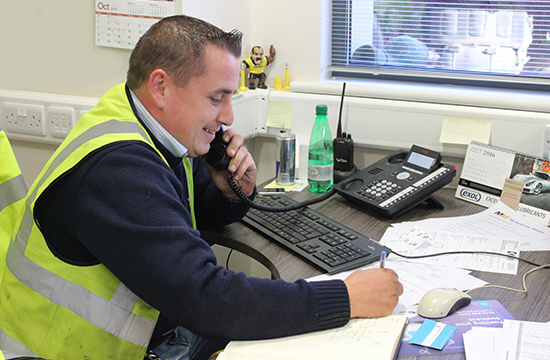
[316,105,328,115]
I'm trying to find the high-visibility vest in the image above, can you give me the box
[0,84,195,359]
[0,127,27,284]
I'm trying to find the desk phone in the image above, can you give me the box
[334,145,457,218]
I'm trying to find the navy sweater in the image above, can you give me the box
[34,120,350,347]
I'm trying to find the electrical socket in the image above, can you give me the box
[48,106,74,139]
[1,102,45,136]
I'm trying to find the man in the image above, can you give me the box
[242,45,276,89]
[0,15,402,360]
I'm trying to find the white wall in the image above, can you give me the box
[0,0,317,96]
[1,0,323,183]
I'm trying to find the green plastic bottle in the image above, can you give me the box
[308,105,333,193]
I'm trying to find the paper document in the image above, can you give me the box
[463,327,502,360]
[497,320,550,359]
[308,258,486,314]
[394,201,550,251]
[380,226,519,274]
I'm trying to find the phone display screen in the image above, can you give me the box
[407,152,435,171]
[404,145,442,173]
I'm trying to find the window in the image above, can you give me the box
[330,1,550,91]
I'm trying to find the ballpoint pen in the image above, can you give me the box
[379,251,386,268]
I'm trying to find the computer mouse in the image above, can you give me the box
[417,288,472,319]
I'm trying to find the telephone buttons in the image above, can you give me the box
[356,179,401,203]
[396,172,410,180]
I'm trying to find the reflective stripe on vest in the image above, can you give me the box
[0,128,27,212]
[0,126,26,221]
[0,175,26,213]
[0,331,38,358]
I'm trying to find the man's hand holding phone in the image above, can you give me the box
[204,128,257,200]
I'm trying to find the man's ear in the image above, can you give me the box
[148,69,169,109]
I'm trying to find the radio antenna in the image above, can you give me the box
[336,82,346,138]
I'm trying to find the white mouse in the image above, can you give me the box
[417,288,472,319]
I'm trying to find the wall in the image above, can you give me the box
[0,0,321,185]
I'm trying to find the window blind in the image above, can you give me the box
[330,0,550,91]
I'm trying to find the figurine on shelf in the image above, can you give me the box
[242,45,276,89]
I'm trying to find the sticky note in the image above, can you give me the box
[264,180,299,192]
[266,101,293,129]
[440,115,491,145]
[409,319,457,350]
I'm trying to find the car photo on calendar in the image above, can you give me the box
[509,156,550,213]
[512,171,550,195]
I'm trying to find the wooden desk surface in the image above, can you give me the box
[202,186,550,360]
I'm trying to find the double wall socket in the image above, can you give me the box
[1,102,46,136]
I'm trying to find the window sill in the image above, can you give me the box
[290,79,550,114]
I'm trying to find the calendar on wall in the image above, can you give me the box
[95,0,176,50]
[456,141,550,226]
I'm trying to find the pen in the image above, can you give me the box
[379,251,386,268]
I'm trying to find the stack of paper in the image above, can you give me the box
[464,319,550,360]
[380,201,550,275]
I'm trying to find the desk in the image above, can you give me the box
[202,187,550,360]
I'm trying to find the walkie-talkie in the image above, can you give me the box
[333,83,354,172]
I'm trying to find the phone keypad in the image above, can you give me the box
[355,179,402,202]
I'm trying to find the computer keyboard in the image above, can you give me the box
[242,194,390,275]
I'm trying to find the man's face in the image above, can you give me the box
[162,45,240,158]
[252,47,264,65]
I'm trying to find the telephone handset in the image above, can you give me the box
[206,129,232,171]
[334,145,457,219]
[205,129,335,212]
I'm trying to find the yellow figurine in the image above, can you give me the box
[242,45,276,89]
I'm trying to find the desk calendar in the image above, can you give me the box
[95,0,176,50]
[456,141,550,226]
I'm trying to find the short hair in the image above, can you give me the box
[127,15,243,90]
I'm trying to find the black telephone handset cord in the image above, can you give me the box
[227,176,335,212]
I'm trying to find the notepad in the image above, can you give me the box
[217,315,408,360]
